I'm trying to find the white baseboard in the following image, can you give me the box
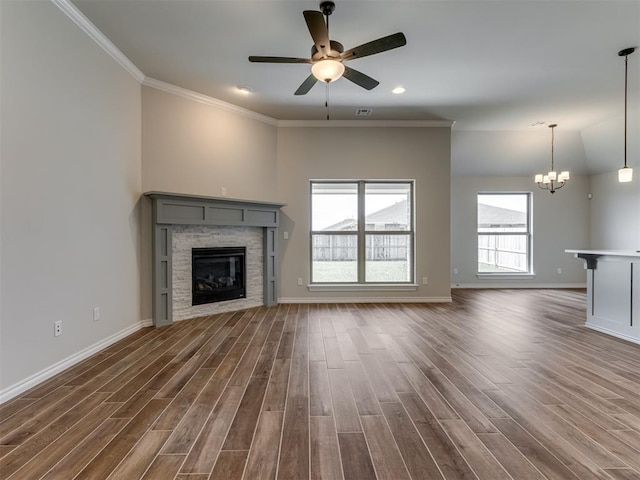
[140,319,154,327]
[451,283,586,289]
[278,296,452,304]
[584,324,640,346]
[0,319,153,404]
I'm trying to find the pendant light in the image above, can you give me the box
[618,47,635,183]
[534,124,570,194]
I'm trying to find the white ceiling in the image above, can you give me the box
[66,0,640,178]
[71,0,640,132]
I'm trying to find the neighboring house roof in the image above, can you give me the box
[365,200,408,225]
[478,203,526,227]
[322,218,357,231]
[322,200,408,231]
[322,201,525,231]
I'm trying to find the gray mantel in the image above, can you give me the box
[145,191,286,327]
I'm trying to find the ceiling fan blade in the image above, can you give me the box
[249,56,311,64]
[342,32,407,61]
[303,10,330,57]
[343,66,379,90]
[294,74,318,95]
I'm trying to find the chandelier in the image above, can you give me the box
[534,124,569,194]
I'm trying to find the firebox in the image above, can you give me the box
[192,247,246,305]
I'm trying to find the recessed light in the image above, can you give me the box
[392,86,406,94]
[237,85,253,95]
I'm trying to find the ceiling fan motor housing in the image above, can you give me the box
[311,41,344,60]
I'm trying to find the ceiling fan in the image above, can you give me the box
[248,1,407,95]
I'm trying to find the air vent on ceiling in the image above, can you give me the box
[355,108,373,116]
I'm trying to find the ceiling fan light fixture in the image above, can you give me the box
[311,59,345,83]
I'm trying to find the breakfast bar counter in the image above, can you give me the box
[566,250,640,344]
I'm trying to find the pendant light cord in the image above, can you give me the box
[551,125,555,171]
[624,53,628,169]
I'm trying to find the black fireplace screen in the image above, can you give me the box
[192,247,246,305]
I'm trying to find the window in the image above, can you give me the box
[477,193,531,274]
[311,181,414,284]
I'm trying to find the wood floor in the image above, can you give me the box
[2,289,640,480]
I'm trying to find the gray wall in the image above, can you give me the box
[140,92,452,304]
[451,175,590,287]
[276,126,452,301]
[2,0,635,400]
[452,130,589,177]
[1,1,142,393]
[582,115,640,249]
[141,86,278,202]
[589,172,640,249]
[140,86,279,320]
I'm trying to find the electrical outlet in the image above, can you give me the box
[54,320,62,337]
[297,277,303,286]
[422,276,428,285]
[221,187,227,197]
[283,231,289,240]
[556,268,562,275]
[93,307,100,321]
[453,268,459,275]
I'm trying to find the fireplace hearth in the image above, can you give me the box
[192,247,246,305]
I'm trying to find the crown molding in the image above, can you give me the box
[143,79,453,129]
[142,77,279,126]
[277,119,454,128]
[50,0,455,128]
[51,0,145,83]
[141,79,453,128]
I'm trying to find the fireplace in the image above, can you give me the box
[192,247,246,305]
[146,192,284,326]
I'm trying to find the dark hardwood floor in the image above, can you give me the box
[2,289,640,479]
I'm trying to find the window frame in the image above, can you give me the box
[310,180,416,285]
[476,192,532,276]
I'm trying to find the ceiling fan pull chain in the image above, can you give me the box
[325,82,330,120]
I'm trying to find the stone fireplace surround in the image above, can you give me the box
[145,192,285,327]
[173,226,260,320]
